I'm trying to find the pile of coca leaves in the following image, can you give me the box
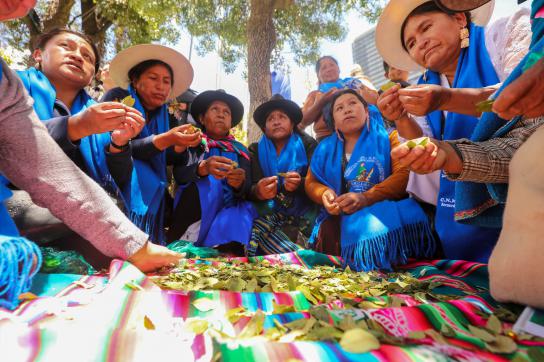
[151,259,544,358]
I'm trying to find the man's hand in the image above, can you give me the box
[283,172,302,192]
[255,176,278,200]
[322,188,341,215]
[226,167,245,190]
[493,58,544,120]
[335,192,368,214]
[128,241,183,273]
[398,84,449,116]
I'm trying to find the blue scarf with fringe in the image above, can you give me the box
[178,136,257,248]
[16,68,166,243]
[308,115,435,272]
[455,1,544,228]
[257,132,309,216]
[418,23,500,262]
[126,85,168,243]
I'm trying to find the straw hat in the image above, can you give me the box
[435,0,492,12]
[375,0,495,71]
[109,44,193,99]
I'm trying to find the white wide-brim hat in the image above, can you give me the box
[109,44,194,99]
[375,0,495,72]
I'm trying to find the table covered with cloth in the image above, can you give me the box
[1,249,543,361]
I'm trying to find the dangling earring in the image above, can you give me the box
[460,27,470,49]
[423,69,428,83]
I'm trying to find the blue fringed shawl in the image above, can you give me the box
[308,113,434,271]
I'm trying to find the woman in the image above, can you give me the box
[16,28,145,189]
[375,0,531,262]
[305,89,435,271]
[247,95,317,256]
[0,0,181,308]
[299,56,379,141]
[12,28,149,262]
[166,90,256,254]
[103,44,201,243]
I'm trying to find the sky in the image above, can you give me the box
[170,0,531,120]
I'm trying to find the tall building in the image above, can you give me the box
[352,27,420,88]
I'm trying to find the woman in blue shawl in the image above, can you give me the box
[247,95,318,256]
[305,89,435,271]
[375,0,528,263]
[12,28,149,265]
[103,44,200,244]
[167,90,257,255]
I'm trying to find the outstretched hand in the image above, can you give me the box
[128,241,184,273]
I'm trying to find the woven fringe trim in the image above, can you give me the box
[454,198,498,221]
[0,237,42,310]
[341,221,435,272]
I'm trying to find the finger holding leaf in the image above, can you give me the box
[283,171,302,192]
[322,188,341,215]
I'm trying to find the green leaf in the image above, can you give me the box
[380,81,396,92]
[246,278,258,292]
[121,95,135,107]
[476,99,495,113]
[486,314,502,334]
[185,319,209,334]
[407,331,426,339]
[468,324,496,343]
[192,297,217,312]
[272,300,296,314]
[227,277,246,292]
[225,306,246,324]
[143,315,155,330]
[297,285,319,304]
[484,335,517,354]
[339,328,381,354]
[238,309,265,338]
[440,324,456,338]
[418,137,429,147]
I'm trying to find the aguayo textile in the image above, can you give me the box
[1,251,543,361]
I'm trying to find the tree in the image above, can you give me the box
[1,0,182,62]
[175,0,382,142]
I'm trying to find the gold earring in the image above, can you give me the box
[460,27,470,49]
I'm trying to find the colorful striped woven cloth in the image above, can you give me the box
[1,251,543,361]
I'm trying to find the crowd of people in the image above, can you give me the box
[1,0,543,310]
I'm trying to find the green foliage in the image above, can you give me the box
[0,48,14,66]
[175,0,382,73]
[2,0,183,59]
